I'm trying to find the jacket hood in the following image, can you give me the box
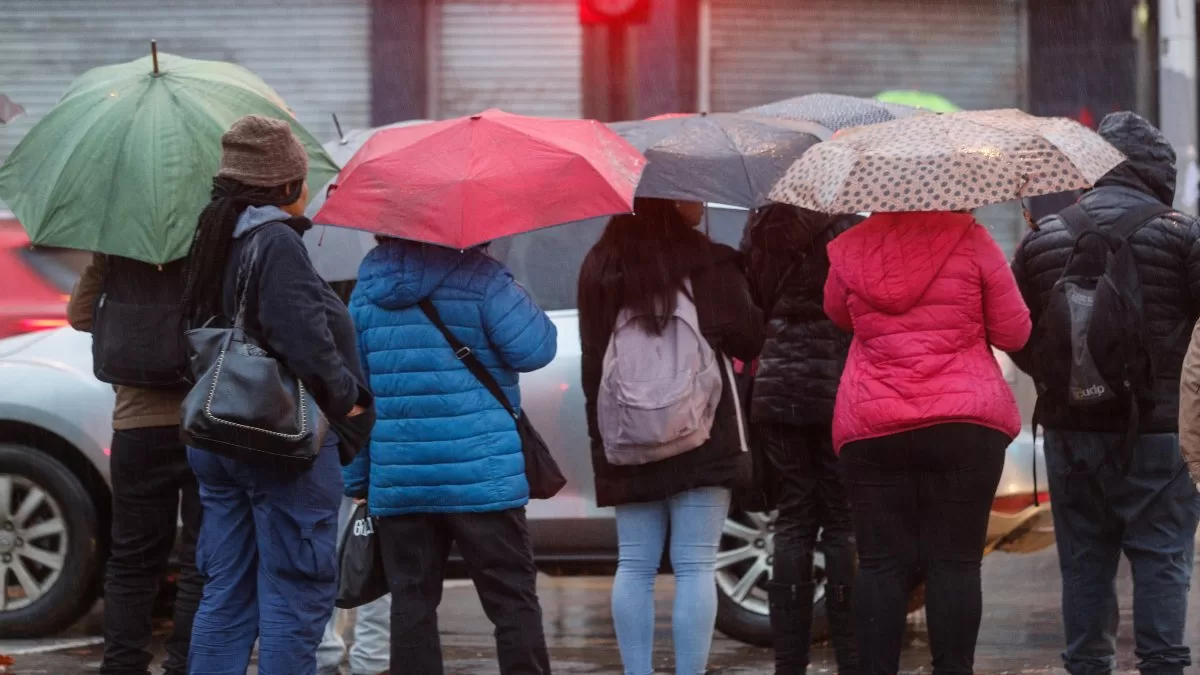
[356,239,471,310]
[1095,111,1177,205]
[232,205,302,238]
[827,212,974,315]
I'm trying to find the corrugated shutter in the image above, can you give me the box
[0,0,370,175]
[707,0,1028,257]
[435,0,582,119]
[707,0,1027,113]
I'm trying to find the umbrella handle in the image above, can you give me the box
[1016,174,1037,230]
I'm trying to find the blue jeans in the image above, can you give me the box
[1046,430,1200,675]
[187,433,343,675]
[611,487,731,675]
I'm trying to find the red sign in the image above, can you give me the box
[580,0,650,25]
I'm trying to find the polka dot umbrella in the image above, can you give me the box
[769,109,1126,215]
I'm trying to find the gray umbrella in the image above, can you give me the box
[304,118,431,282]
[743,93,924,131]
[610,113,830,209]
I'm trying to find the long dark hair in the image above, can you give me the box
[577,198,714,351]
[182,177,302,325]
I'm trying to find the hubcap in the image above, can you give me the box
[716,511,827,616]
[0,475,68,611]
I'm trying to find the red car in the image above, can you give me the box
[0,215,91,339]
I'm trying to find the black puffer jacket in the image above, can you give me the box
[740,205,860,426]
[1010,111,1200,433]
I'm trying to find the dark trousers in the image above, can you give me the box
[761,423,859,674]
[1045,431,1199,675]
[840,423,1008,675]
[187,434,343,674]
[102,426,202,675]
[376,508,550,675]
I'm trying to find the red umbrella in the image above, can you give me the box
[314,108,646,249]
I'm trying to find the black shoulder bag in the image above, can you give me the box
[418,298,566,499]
[180,231,330,470]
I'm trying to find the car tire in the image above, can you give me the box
[714,510,832,647]
[714,510,927,648]
[0,444,102,637]
[715,575,830,648]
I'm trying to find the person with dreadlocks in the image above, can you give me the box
[181,115,375,675]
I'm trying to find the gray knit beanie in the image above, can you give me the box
[217,115,308,187]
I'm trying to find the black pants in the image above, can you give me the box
[761,423,859,674]
[102,426,202,675]
[376,508,551,675]
[840,424,1007,675]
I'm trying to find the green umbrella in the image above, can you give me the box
[875,90,962,114]
[0,49,337,264]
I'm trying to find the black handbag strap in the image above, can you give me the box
[418,298,518,420]
[229,228,267,330]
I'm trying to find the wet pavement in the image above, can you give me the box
[1,547,1197,674]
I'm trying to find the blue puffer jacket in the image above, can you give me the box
[344,240,558,515]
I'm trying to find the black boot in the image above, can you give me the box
[768,580,815,675]
[826,583,861,675]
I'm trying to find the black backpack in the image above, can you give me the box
[1031,202,1172,466]
[91,256,190,388]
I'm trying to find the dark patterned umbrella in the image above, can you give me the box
[743,93,924,132]
[610,112,830,208]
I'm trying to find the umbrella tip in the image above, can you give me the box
[150,39,159,75]
[331,112,345,143]
[470,114,482,121]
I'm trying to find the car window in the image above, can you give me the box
[489,218,606,312]
[18,247,92,294]
[702,207,751,248]
[491,207,751,312]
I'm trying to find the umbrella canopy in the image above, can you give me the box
[0,51,337,264]
[610,112,830,208]
[0,94,25,125]
[769,108,1125,214]
[304,119,431,282]
[314,109,646,250]
[742,93,925,131]
[875,90,962,113]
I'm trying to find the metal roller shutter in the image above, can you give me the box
[706,0,1029,256]
[434,0,582,119]
[0,0,370,172]
[706,0,1027,113]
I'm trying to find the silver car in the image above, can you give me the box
[0,207,1052,642]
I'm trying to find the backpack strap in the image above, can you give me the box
[1058,204,1095,238]
[1109,203,1174,240]
[1058,203,1172,242]
[417,298,518,420]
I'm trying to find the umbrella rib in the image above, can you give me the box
[710,118,758,205]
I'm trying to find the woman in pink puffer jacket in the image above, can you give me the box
[823,210,1031,675]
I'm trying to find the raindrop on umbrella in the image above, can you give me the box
[0,94,25,125]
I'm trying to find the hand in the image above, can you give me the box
[353,497,367,506]
[348,404,366,417]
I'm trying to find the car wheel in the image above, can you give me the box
[714,510,830,647]
[0,444,101,637]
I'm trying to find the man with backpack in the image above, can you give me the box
[68,255,200,675]
[1010,111,1200,675]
